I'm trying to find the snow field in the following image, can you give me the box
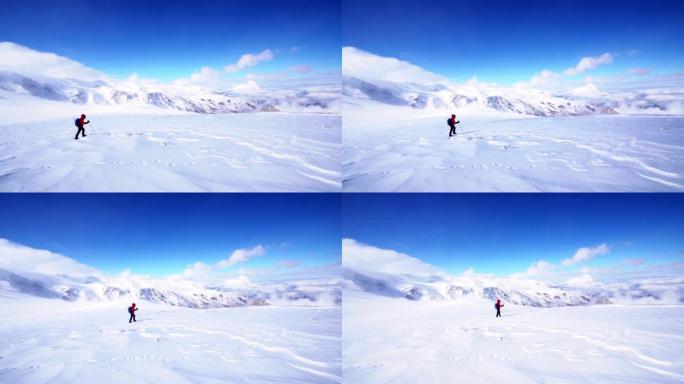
[343,293,684,384]
[343,114,684,192]
[0,112,341,191]
[0,297,341,384]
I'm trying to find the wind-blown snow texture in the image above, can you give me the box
[0,113,340,191]
[343,105,684,192]
[344,293,684,384]
[0,296,341,384]
[343,240,684,383]
[342,50,684,192]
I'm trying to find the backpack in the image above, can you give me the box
[74,118,80,127]
[446,118,451,126]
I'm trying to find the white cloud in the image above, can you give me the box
[342,46,448,84]
[564,273,595,287]
[565,53,614,76]
[526,260,555,275]
[569,83,602,98]
[218,245,266,268]
[529,69,561,87]
[231,80,261,94]
[224,49,274,73]
[182,261,212,278]
[0,238,100,276]
[0,41,107,81]
[563,243,610,266]
[190,66,220,82]
[221,275,251,289]
[172,66,221,87]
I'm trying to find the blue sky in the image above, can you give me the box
[0,194,340,276]
[0,0,340,81]
[343,194,684,276]
[343,0,684,84]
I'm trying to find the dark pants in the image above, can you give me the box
[75,126,86,139]
[496,309,501,317]
[449,125,456,136]
[129,313,136,323]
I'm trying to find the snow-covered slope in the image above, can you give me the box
[342,239,684,307]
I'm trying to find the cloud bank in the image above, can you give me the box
[342,238,446,278]
[0,42,107,81]
[0,238,101,277]
[342,47,448,84]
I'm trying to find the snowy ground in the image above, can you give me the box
[343,292,684,384]
[0,112,340,191]
[0,296,341,384]
[343,113,684,191]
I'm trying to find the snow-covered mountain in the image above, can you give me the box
[343,74,684,117]
[0,70,340,114]
[0,266,341,308]
[343,239,684,307]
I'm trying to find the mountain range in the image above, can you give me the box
[0,266,341,308]
[343,75,684,117]
[0,70,340,114]
[343,240,684,307]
